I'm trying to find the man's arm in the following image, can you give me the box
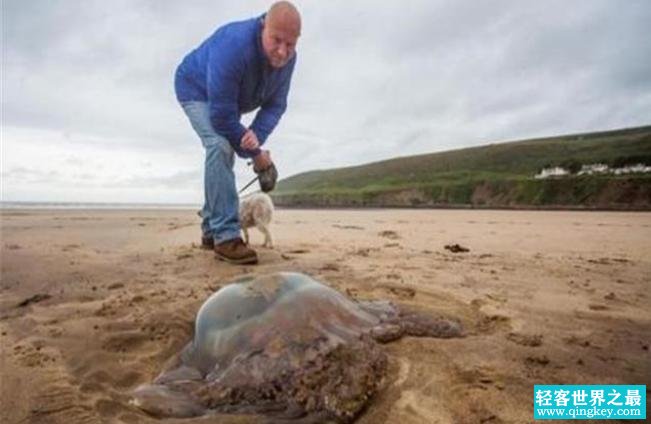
[249,58,296,145]
[206,46,261,158]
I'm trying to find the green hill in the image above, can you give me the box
[271,126,651,209]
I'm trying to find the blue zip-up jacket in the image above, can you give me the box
[175,15,296,158]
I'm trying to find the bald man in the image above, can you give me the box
[175,2,301,265]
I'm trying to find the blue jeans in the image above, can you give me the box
[180,101,240,244]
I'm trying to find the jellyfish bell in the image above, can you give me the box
[184,273,380,374]
[131,272,462,421]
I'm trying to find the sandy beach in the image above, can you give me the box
[1,208,649,423]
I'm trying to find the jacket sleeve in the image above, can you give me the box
[249,57,296,146]
[206,44,257,158]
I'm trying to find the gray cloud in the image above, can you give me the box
[3,0,651,202]
[3,164,202,195]
[116,170,202,189]
[2,167,61,183]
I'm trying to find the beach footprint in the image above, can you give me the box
[378,230,400,240]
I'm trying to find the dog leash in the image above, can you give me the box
[198,174,258,218]
[238,175,260,194]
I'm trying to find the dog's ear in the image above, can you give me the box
[257,163,278,193]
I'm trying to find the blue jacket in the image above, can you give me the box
[175,15,296,158]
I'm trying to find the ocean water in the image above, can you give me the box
[0,201,201,210]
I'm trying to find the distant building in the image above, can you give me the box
[535,167,569,179]
[578,163,609,175]
[535,163,651,179]
[612,164,651,175]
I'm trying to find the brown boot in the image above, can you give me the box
[201,235,214,250]
[214,237,258,265]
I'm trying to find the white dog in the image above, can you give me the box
[239,192,274,248]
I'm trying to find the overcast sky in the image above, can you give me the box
[2,0,650,203]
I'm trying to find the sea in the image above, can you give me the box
[0,201,201,210]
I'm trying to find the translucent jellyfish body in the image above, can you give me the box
[131,272,462,422]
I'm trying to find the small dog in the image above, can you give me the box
[239,192,274,248]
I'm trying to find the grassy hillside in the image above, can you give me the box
[272,126,651,209]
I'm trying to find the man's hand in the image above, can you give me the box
[253,149,272,171]
[240,129,260,151]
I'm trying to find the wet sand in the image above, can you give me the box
[1,208,649,423]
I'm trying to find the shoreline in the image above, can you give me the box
[3,204,651,212]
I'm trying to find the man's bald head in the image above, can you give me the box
[267,1,301,37]
[261,1,301,68]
